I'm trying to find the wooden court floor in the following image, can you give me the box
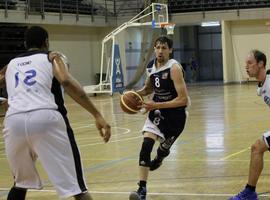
[1,83,270,200]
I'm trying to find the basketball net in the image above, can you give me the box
[160,23,175,35]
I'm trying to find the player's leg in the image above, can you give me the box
[229,133,269,200]
[150,111,186,171]
[248,138,268,186]
[28,110,88,199]
[149,136,174,171]
[129,132,157,200]
[3,113,42,200]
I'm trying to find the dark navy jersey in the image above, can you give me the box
[148,59,183,104]
[147,59,186,137]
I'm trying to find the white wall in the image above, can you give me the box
[40,24,113,86]
[222,19,270,83]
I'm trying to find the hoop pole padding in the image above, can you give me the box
[100,40,105,84]
[110,35,115,94]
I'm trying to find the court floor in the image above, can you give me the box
[1,83,270,200]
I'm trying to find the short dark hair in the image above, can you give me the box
[25,26,48,49]
[251,49,267,67]
[154,35,173,49]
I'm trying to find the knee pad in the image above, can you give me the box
[139,137,155,167]
[7,187,27,200]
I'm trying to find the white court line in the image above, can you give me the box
[0,188,269,197]
[72,125,94,130]
[76,127,131,141]
[80,135,142,147]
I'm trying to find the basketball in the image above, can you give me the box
[120,91,143,114]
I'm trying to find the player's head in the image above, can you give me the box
[154,35,173,63]
[251,49,266,67]
[245,49,266,78]
[154,35,173,49]
[25,26,49,50]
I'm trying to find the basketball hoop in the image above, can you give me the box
[160,23,175,35]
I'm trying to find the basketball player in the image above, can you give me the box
[3,26,111,200]
[228,50,269,200]
[129,36,189,200]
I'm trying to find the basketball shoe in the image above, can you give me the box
[228,188,258,200]
[129,186,147,200]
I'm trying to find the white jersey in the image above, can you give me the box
[5,51,58,117]
[257,73,270,106]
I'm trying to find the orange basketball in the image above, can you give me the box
[120,91,143,114]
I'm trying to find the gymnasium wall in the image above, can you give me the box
[40,24,113,86]
[222,19,270,83]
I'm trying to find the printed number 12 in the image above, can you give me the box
[15,70,37,88]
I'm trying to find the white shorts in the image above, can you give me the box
[3,109,87,198]
[142,117,165,140]
[263,131,270,148]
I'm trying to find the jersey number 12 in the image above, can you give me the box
[15,69,37,88]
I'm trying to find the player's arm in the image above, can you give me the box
[136,77,153,97]
[0,65,7,88]
[144,64,188,110]
[160,64,188,108]
[50,52,111,142]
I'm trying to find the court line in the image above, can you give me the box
[0,188,270,197]
[220,147,250,160]
[76,127,131,141]
[79,135,142,147]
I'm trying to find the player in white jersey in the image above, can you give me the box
[2,26,111,200]
[229,50,269,200]
[129,36,189,200]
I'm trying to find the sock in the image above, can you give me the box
[245,184,256,192]
[7,187,27,200]
[139,180,146,188]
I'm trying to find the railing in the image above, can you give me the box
[0,0,145,21]
[168,0,270,13]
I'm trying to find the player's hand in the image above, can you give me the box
[141,101,157,112]
[95,115,111,143]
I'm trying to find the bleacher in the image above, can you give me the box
[0,25,26,67]
[0,0,17,10]
[0,0,269,17]
[168,0,270,13]
[26,0,97,15]
[42,0,96,15]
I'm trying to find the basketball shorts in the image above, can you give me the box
[3,109,87,198]
[142,108,186,141]
[263,131,270,149]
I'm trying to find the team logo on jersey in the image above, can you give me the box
[264,95,270,107]
[162,72,168,79]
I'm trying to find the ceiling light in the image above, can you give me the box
[201,21,220,27]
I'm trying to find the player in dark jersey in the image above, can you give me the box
[3,26,111,200]
[229,50,269,200]
[129,36,189,200]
